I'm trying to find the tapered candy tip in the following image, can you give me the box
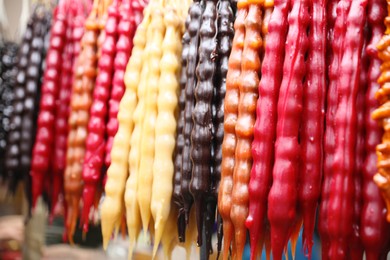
[80,209,91,233]
[81,184,96,229]
[284,248,289,260]
[290,220,302,258]
[101,216,116,251]
[152,243,159,259]
[270,227,290,260]
[68,233,75,246]
[194,199,203,247]
[103,240,109,251]
[128,240,136,259]
[302,236,313,259]
[249,249,258,260]
[245,215,253,228]
[222,238,231,260]
[140,211,150,239]
[143,227,148,239]
[178,212,186,242]
[153,223,163,259]
[83,222,90,235]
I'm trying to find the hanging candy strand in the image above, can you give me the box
[318,1,351,258]
[151,6,182,257]
[230,1,263,259]
[103,0,140,237]
[246,0,287,258]
[30,1,67,209]
[62,8,88,241]
[104,0,140,184]
[137,2,165,234]
[361,1,390,259]
[5,11,34,192]
[173,13,190,242]
[181,0,204,228]
[102,4,151,251]
[21,6,52,193]
[190,0,218,247]
[81,0,120,233]
[349,23,368,260]
[124,5,154,253]
[257,3,274,259]
[326,0,367,258]
[297,0,326,257]
[213,0,234,256]
[64,0,102,242]
[51,0,89,220]
[267,0,309,258]
[51,2,74,220]
[218,2,247,258]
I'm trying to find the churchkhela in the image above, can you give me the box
[3,0,390,259]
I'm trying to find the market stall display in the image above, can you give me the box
[3,0,390,259]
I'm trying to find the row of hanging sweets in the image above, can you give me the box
[4,0,390,259]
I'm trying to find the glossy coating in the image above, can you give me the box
[81,0,120,233]
[326,0,367,258]
[230,2,263,259]
[181,0,204,226]
[247,1,287,259]
[267,0,309,258]
[190,0,218,247]
[318,1,350,258]
[298,0,326,257]
[218,4,247,259]
[31,3,67,210]
[213,0,234,256]
[361,1,390,259]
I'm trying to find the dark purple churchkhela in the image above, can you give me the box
[181,0,204,234]
[213,0,234,256]
[5,19,34,186]
[5,6,51,195]
[173,13,190,242]
[190,0,218,247]
[0,42,19,178]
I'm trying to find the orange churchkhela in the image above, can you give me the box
[230,1,263,259]
[64,0,110,243]
[218,2,247,259]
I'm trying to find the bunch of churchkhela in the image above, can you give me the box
[2,4,52,201]
[5,0,390,259]
[28,0,147,242]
